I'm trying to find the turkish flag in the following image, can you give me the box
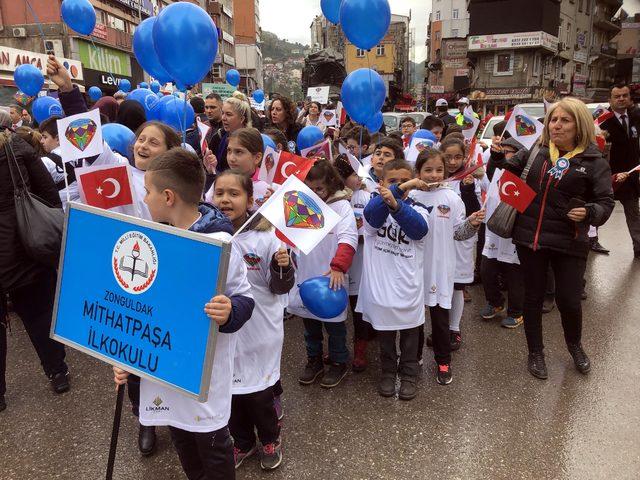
[271,151,316,185]
[498,170,536,213]
[594,110,614,127]
[77,164,134,210]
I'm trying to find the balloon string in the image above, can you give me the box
[23,0,48,53]
[181,92,188,145]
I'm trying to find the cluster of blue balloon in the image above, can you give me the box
[341,68,386,133]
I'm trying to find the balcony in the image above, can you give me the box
[92,26,133,52]
[600,43,618,58]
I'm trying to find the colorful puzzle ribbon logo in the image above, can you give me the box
[65,118,97,151]
[283,190,325,230]
[462,116,475,130]
[515,115,536,136]
[243,253,261,267]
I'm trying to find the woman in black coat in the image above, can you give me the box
[490,98,614,380]
[0,112,69,412]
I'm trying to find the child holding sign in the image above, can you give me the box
[212,170,295,470]
[114,148,254,480]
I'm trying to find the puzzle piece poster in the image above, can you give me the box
[57,109,104,162]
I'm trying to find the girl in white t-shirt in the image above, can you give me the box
[287,160,358,389]
[334,154,375,373]
[406,149,485,385]
[440,137,488,351]
[212,170,294,470]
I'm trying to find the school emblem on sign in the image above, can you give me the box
[112,231,158,295]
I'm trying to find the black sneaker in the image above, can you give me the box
[298,356,324,385]
[399,377,417,401]
[542,298,555,314]
[436,364,452,385]
[0,395,5,412]
[450,330,462,351]
[377,375,396,397]
[49,371,70,394]
[567,343,591,374]
[138,425,156,456]
[590,239,610,255]
[527,352,548,379]
[320,362,347,389]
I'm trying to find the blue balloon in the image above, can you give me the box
[146,94,171,121]
[14,64,44,97]
[157,96,195,133]
[156,92,164,98]
[226,69,241,87]
[297,126,324,151]
[88,86,102,102]
[321,0,342,24]
[413,129,437,142]
[153,2,219,87]
[119,79,131,93]
[365,111,383,133]
[340,68,386,124]
[173,92,181,98]
[102,123,135,158]
[133,17,173,84]
[32,96,64,124]
[127,88,158,116]
[340,0,391,50]
[261,133,276,151]
[252,89,265,104]
[299,276,348,319]
[61,0,96,36]
[150,80,161,94]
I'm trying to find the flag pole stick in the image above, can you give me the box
[105,383,125,480]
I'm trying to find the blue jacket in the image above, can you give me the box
[190,203,254,333]
[364,184,429,241]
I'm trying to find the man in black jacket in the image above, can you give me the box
[601,84,640,258]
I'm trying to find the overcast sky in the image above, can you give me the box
[259,0,428,60]
[259,0,639,63]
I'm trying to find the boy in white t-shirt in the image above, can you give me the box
[357,160,430,400]
[114,148,254,480]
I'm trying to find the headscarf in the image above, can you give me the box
[116,100,146,133]
[0,110,12,129]
[92,96,119,123]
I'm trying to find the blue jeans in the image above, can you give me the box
[302,318,349,364]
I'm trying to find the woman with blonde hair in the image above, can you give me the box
[204,96,253,175]
[489,97,614,380]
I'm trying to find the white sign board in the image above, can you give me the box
[468,31,558,53]
[307,86,330,105]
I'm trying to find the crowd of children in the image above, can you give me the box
[14,54,578,480]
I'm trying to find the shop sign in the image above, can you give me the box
[430,85,445,94]
[78,40,132,77]
[468,31,558,52]
[442,39,468,59]
[92,24,108,40]
[0,46,83,81]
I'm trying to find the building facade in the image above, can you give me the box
[233,0,263,91]
[425,0,471,103]
[203,0,237,83]
[587,0,623,100]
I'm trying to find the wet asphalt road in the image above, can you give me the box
[1,204,639,480]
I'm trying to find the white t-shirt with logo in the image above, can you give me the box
[356,197,429,330]
[140,232,252,433]
[287,199,358,322]
[348,189,371,296]
[231,229,289,394]
[412,188,466,309]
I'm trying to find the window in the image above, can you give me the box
[566,22,571,44]
[376,44,385,56]
[451,29,459,37]
[356,48,365,58]
[453,8,459,19]
[578,0,583,12]
[494,52,513,76]
[108,15,125,32]
[533,53,541,76]
[585,0,591,14]
[435,10,440,20]
[435,31,441,42]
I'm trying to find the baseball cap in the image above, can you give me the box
[435,98,448,107]
[457,97,470,105]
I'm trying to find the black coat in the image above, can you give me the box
[600,109,640,201]
[0,135,62,291]
[491,143,615,258]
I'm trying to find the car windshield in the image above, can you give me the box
[519,105,545,120]
[482,119,501,139]
[383,115,398,129]
[409,113,425,125]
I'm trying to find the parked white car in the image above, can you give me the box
[479,116,505,148]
